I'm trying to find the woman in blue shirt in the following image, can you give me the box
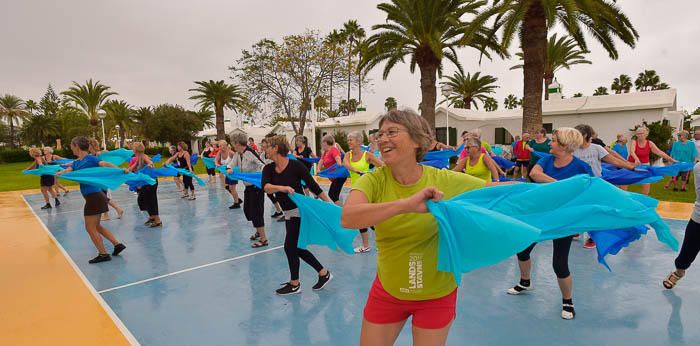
[665,130,697,191]
[507,127,593,321]
[57,136,127,264]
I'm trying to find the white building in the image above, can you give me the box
[194,122,315,153]
[310,89,682,147]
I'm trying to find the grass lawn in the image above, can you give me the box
[0,161,695,203]
[0,160,209,192]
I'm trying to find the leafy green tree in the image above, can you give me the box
[39,84,61,117]
[503,94,520,109]
[25,100,38,115]
[484,97,498,112]
[56,103,91,141]
[593,86,609,96]
[324,30,349,112]
[143,104,208,145]
[478,0,639,133]
[20,114,59,146]
[0,94,30,148]
[103,100,135,147]
[510,34,592,100]
[313,95,329,121]
[361,0,504,128]
[384,97,398,111]
[611,74,632,94]
[441,71,498,110]
[61,79,117,140]
[189,80,245,140]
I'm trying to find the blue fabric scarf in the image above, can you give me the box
[98,148,134,166]
[216,166,263,188]
[164,164,206,186]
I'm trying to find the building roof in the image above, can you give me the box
[316,110,382,128]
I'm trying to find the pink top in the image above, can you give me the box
[321,147,340,168]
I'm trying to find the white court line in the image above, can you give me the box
[97,245,284,294]
[21,195,141,346]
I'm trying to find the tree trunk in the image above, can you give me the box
[215,104,225,140]
[329,70,334,111]
[119,127,126,148]
[358,51,362,105]
[464,97,472,110]
[8,118,15,149]
[521,1,547,134]
[347,42,352,107]
[418,62,438,130]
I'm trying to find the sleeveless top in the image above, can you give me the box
[348,151,370,187]
[629,140,651,164]
[177,153,189,170]
[464,153,492,182]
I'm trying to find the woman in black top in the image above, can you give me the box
[293,135,315,196]
[165,142,195,200]
[262,135,333,295]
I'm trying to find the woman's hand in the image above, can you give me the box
[281,186,295,194]
[400,187,444,213]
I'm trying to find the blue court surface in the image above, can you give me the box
[24,181,700,345]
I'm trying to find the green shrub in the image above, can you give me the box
[0,149,31,163]
[145,146,171,156]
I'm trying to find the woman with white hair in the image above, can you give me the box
[344,130,384,253]
[452,137,500,182]
[507,127,594,320]
[230,133,268,247]
[627,126,676,195]
[664,130,696,191]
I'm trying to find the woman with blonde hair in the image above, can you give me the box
[343,130,384,253]
[216,140,242,208]
[342,110,492,345]
[507,127,594,320]
[128,142,162,227]
[166,141,196,200]
[42,146,70,195]
[627,126,677,195]
[26,147,61,209]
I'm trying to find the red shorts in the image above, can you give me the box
[363,277,457,329]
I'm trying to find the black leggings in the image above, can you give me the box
[206,167,216,176]
[284,217,324,281]
[517,236,574,278]
[182,175,194,191]
[137,182,159,216]
[328,178,347,202]
[675,219,700,270]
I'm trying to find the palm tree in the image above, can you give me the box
[132,106,153,139]
[339,99,359,116]
[593,87,609,96]
[484,97,498,111]
[25,100,38,115]
[478,0,639,133]
[20,113,59,146]
[510,34,592,100]
[384,97,398,111]
[610,74,632,94]
[0,94,30,148]
[634,70,669,91]
[361,0,504,128]
[313,95,328,121]
[324,30,346,112]
[61,79,117,139]
[189,80,245,140]
[503,94,521,109]
[103,100,135,147]
[441,71,498,110]
[194,109,215,129]
[341,20,366,105]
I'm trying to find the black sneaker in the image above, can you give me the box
[112,243,126,256]
[276,282,301,295]
[55,198,61,207]
[89,254,111,264]
[271,211,283,218]
[277,217,286,222]
[41,203,52,210]
[229,203,241,209]
[312,271,333,290]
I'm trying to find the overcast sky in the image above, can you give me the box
[1,0,698,116]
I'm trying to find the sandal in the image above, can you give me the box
[249,232,260,241]
[251,239,269,248]
[663,270,684,289]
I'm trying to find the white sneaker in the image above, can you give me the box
[354,246,371,253]
[507,283,532,295]
[561,304,575,320]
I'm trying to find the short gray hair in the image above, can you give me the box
[231,133,248,146]
[347,131,363,143]
[322,134,335,146]
[378,109,432,161]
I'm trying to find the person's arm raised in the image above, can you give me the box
[341,187,443,229]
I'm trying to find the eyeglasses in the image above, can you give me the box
[375,127,407,140]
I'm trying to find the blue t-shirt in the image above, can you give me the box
[72,155,103,196]
[671,141,698,164]
[535,155,594,181]
[612,143,628,160]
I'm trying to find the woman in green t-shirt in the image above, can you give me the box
[526,127,551,167]
[342,110,496,345]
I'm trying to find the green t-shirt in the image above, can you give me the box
[481,140,492,153]
[353,165,486,300]
[528,138,551,166]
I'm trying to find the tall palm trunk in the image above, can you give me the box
[329,70,334,112]
[8,119,15,149]
[215,104,225,140]
[543,71,554,101]
[521,1,547,133]
[418,61,438,130]
[119,127,126,148]
[358,50,362,105]
[463,97,473,110]
[347,41,352,108]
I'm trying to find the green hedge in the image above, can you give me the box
[145,146,171,156]
[0,147,75,163]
